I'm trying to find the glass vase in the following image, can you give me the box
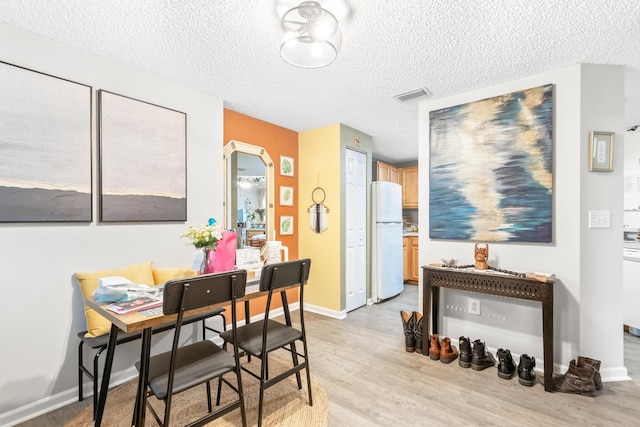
[199,248,216,275]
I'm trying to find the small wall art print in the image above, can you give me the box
[280,186,294,206]
[98,90,186,222]
[429,84,553,243]
[280,215,294,235]
[0,61,92,222]
[280,156,294,176]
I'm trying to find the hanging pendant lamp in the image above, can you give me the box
[280,1,342,68]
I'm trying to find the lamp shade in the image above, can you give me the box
[280,1,342,68]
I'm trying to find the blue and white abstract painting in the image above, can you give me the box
[429,84,553,243]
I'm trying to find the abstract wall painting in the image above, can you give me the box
[98,90,186,222]
[0,61,92,222]
[429,84,553,243]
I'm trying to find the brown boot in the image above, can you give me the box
[440,337,459,364]
[577,356,602,390]
[400,311,416,352]
[429,334,441,360]
[413,312,424,354]
[553,360,596,396]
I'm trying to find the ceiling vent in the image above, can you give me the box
[394,88,432,103]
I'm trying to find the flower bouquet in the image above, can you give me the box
[180,218,223,250]
[181,218,223,273]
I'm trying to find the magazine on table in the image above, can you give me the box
[106,296,163,315]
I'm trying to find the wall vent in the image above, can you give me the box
[394,88,432,102]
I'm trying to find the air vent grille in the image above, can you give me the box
[394,88,432,102]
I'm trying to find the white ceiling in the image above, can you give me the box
[2,0,640,163]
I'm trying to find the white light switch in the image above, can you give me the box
[588,210,611,228]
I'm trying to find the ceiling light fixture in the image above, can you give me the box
[280,1,342,69]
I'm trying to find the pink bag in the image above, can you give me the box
[209,231,237,273]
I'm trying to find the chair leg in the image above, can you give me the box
[78,341,84,403]
[302,338,313,406]
[258,355,268,427]
[205,380,213,413]
[289,342,303,390]
[92,346,106,420]
[216,376,223,406]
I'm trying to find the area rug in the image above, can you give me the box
[66,358,328,426]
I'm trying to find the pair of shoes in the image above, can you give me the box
[545,356,601,396]
[496,348,517,379]
[400,311,424,353]
[429,334,459,363]
[471,339,495,371]
[517,354,536,386]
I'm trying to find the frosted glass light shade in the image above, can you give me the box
[280,1,342,68]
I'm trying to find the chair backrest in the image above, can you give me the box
[258,259,311,292]
[163,270,247,315]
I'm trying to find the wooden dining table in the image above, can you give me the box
[85,278,294,426]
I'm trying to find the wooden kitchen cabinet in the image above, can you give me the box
[376,161,401,184]
[403,235,419,284]
[402,166,418,208]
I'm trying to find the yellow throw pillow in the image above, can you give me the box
[152,267,196,285]
[75,262,154,338]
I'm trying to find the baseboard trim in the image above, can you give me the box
[305,303,347,319]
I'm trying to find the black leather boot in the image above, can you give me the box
[496,348,516,379]
[400,311,416,352]
[413,312,423,354]
[458,336,472,368]
[471,339,495,371]
[518,354,536,386]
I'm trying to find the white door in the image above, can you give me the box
[345,148,367,311]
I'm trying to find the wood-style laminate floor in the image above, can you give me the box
[17,284,640,426]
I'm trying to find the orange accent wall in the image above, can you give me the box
[224,109,299,259]
[224,109,299,318]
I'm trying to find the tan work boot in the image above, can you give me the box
[429,334,441,360]
[440,337,459,364]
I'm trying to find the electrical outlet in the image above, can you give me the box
[468,298,481,316]
[588,210,611,228]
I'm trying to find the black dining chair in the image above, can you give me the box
[135,271,247,427]
[220,258,312,427]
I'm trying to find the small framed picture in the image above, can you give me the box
[280,215,294,235]
[589,131,614,172]
[280,155,294,176]
[280,186,294,206]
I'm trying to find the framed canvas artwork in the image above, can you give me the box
[98,90,187,222]
[0,61,92,222]
[429,84,554,243]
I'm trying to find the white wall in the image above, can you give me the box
[0,23,224,423]
[418,64,627,380]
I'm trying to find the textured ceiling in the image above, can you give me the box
[1,0,640,163]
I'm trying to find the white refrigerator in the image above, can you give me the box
[371,181,404,302]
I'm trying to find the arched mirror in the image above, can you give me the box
[223,140,274,248]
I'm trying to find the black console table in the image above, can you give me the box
[422,266,555,392]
